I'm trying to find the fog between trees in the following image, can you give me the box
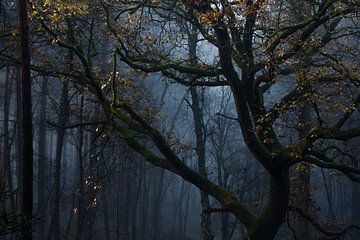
[1,1,360,240]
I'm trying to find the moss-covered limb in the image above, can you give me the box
[112,105,256,228]
[220,0,243,53]
[125,136,256,228]
[240,2,286,155]
[253,12,344,151]
[209,8,285,169]
[286,124,360,162]
[213,24,274,170]
[116,48,222,77]
[113,123,177,172]
[304,156,360,182]
[266,1,348,53]
[113,1,145,20]
[243,0,264,60]
[288,205,360,237]
[335,93,360,129]
[266,5,334,54]
[105,1,217,80]
[0,53,88,81]
[39,20,93,77]
[213,20,292,240]
[308,150,335,163]
[34,17,111,106]
[267,5,356,70]
[266,20,315,53]
[315,127,360,141]
[255,66,295,88]
[266,88,301,122]
[162,70,229,87]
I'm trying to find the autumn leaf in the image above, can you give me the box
[44,0,50,7]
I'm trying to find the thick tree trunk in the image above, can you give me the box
[245,168,290,240]
[18,0,34,239]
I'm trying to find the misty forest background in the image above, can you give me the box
[1,0,360,240]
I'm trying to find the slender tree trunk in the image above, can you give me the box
[177,180,186,240]
[295,101,311,240]
[81,104,100,240]
[123,170,131,240]
[18,0,34,238]
[76,96,85,240]
[65,191,76,240]
[292,4,311,239]
[0,135,3,181]
[15,68,23,209]
[99,150,111,240]
[3,67,16,214]
[50,81,69,240]
[221,213,230,240]
[37,77,48,240]
[46,130,54,238]
[152,169,164,240]
[130,165,141,240]
[293,32,312,237]
[215,153,230,240]
[140,160,149,240]
[182,183,191,240]
[102,183,111,240]
[190,87,214,240]
[188,27,214,240]
[351,179,360,240]
[116,162,121,240]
